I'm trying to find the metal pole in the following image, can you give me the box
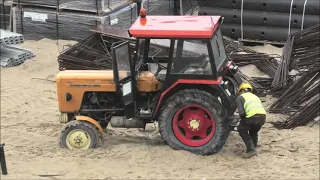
[0,143,8,175]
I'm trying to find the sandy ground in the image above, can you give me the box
[0,38,319,180]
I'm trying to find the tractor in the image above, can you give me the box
[56,9,243,155]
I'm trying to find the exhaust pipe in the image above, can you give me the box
[110,116,146,128]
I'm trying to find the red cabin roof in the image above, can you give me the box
[128,16,221,38]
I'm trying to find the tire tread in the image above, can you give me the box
[158,89,230,155]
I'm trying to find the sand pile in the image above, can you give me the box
[0,39,319,179]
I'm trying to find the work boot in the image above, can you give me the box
[242,140,257,158]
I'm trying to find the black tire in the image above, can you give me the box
[59,120,99,150]
[158,89,230,155]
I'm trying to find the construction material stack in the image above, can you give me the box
[1,0,199,42]
[141,0,198,15]
[198,0,320,44]
[9,0,137,41]
[0,0,12,30]
[0,29,35,67]
[0,29,24,45]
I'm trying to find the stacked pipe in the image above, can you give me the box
[0,29,34,67]
[0,29,24,45]
[198,0,320,43]
[0,45,35,67]
[269,69,320,129]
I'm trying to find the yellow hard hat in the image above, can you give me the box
[238,82,253,94]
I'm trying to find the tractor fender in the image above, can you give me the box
[75,116,104,135]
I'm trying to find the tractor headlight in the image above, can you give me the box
[65,93,72,101]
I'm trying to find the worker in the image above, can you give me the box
[236,82,266,158]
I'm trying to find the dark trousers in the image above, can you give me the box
[238,114,266,144]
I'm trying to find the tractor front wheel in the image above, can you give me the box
[59,120,99,150]
[158,89,229,155]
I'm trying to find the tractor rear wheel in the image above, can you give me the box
[158,89,229,155]
[59,120,99,150]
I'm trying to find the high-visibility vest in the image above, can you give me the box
[241,92,266,118]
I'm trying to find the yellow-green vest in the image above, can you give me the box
[241,92,266,118]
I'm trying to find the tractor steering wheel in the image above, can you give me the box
[150,56,167,83]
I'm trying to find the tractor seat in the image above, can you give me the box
[183,57,212,75]
[137,71,163,92]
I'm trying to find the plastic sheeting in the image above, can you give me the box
[198,0,320,15]
[12,3,137,41]
[141,0,198,15]
[198,0,320,42]
[59,0,133,14]
[0,1,11,30]
[142,0,176,15]
[13,0,133,14]
[199,7,319,29]
[221,23,301,42]
[13,7,60,40]
[179,0,198,15]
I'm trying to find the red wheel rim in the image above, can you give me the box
[172,104,216,147]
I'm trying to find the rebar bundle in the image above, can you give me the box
[268,67,320,129]
[237,71,267,96]
[58,32,164,70]
[251,77,273,89]
[228,53,267,66]
[271,24,320,88]
[224,38,281,78]
[272,95,320,129]
[58,33,114,70]
[289,25,320,71]
[224,38,257,54]
[268,69,320,113]
[228,52,279,78]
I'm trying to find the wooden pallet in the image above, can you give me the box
[238,38,285,46]
[13,2,58,9]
